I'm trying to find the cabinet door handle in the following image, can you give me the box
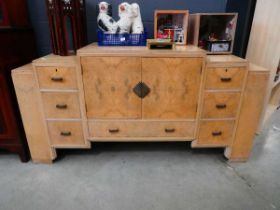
[51,76,63,82]
[216,104,227,109]
[109,128,119,133]
[212,131,222,136]
[56,104,68,109]
[60,131,72,136]
[220,77,232,82]
[165,128,176,133]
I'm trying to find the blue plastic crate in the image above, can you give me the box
[97,30,147,46]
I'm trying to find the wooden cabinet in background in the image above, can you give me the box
[0,1,37,162]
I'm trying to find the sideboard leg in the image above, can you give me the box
[12,66,57,164]
[225,71,269,162]
[17,147,30,162]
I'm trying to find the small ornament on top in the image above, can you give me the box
[131,3,144,34]
[97,2,118,33]
[96,1,146,46]
[97,1,144,34]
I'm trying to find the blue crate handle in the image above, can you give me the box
[97,30,147,46]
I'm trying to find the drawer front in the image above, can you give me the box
[201,92,241,119]
[47,121,84,146]
[36,66,77,89]
[41,92,81,119]
[89,121,195,138]
[198,120,235,145]
[205,67,246,90]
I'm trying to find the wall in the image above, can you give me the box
[27,0,227,56]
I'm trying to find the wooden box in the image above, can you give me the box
[154,10,189,45]
[188,13,238,54]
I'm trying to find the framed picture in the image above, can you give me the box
[0,0,9,26]
[154,10,189,45]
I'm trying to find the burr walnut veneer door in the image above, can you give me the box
[81,57,141,119]
[142,58,202,119]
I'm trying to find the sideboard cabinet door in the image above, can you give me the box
[142,58,202,119]
[81,57,142,119]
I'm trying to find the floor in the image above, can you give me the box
[0,112,280,210]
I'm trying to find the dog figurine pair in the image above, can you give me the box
[97,2,144,34]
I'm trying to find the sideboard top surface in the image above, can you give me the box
[32,54,78,66]
[77,43,206,57]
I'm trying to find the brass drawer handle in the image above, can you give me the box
[51,76,63,82]
[56,104,68,109]
[60,131,72,136]
[165,128,176,133]
[212,131,222,136]
[216,104,227,109]
[220,77,232,82]
[109,128,119,133]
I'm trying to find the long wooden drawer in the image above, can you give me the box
[36,66,77,89]
[201,92,241,119]
[47,121,84,147]
[89,120,195,139]
[41,92,81,119]
[198,120,235,145]
[205,67,246,90]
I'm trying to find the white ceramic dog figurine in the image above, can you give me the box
[97,2,118,33]
[131,3,144,34]
[117,2,134,33]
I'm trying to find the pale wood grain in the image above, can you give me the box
[81,56,142,119]
[246,0,280,130]
[225,72,270,161]
[201,92,241,119]
[47,121,85,147]
[77,43,206,57]
[142,57,202,119]
[205,67,246,90]
[36,66,78,90]
[12,65,56,163]
[89,120,195,138]
[198,120,235,145]
[41,92,81,119]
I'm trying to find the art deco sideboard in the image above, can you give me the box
[12,44,269,163]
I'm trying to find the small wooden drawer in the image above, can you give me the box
[198,120,235,145]
[47,121,84,147]
[205,67,246,90]
[41,92,81,119]
[36,66,77,89]
[89,120,195,139]
[201,92,241,118]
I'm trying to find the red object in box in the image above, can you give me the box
[157,29,175,40]
[0,0,10,26]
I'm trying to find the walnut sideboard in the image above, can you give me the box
[11,44,269,163]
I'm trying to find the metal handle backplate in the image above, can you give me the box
[133,82,150,99]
